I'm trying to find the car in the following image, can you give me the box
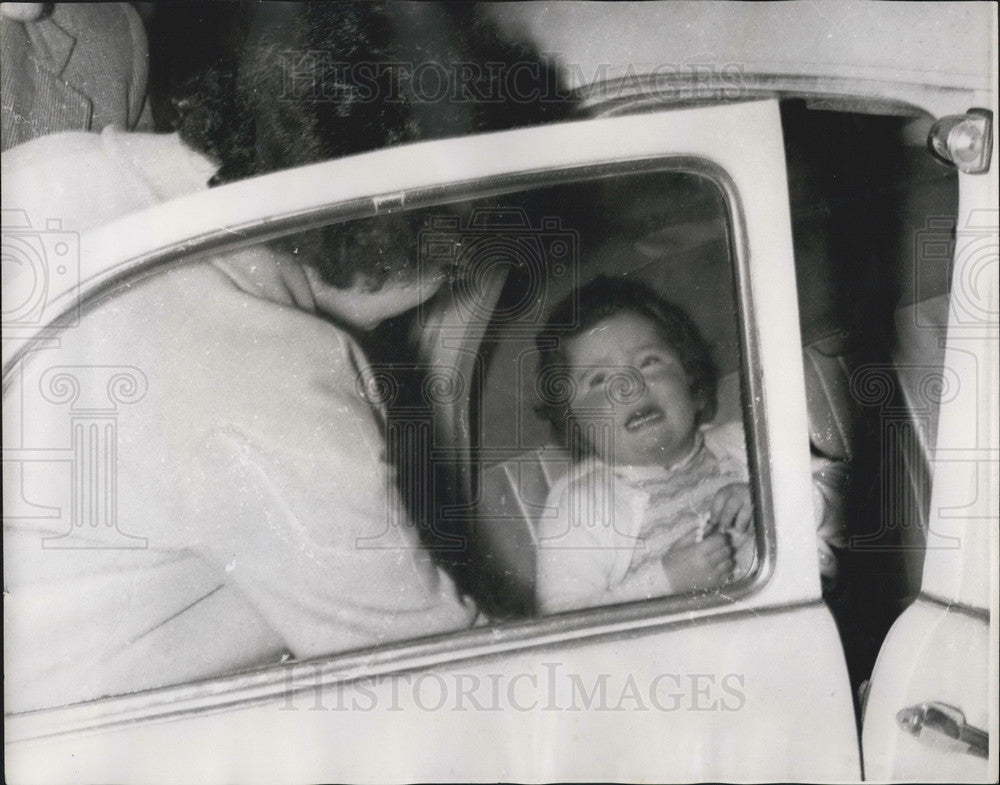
[2,2,996,781]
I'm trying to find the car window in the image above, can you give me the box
[467,169,760,618]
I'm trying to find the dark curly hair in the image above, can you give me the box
[535,276,718,450]
[157,2,569,290]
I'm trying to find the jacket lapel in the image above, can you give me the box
[1,14,91,149]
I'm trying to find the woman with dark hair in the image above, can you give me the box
[2,2,563,710]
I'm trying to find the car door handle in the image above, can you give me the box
[897,702,989,760]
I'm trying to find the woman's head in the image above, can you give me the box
[535,276,718,466]
[165,2,567,291]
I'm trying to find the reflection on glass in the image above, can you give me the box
[474,170,758,618]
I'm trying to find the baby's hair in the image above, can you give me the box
[534,275,717,448]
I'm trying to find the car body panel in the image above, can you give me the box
[919,176,998,609]
[487,1,994,117]
[860,162,999,778]
[862,601,992,781]
[5,605,856,783]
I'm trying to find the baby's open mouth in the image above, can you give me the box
[624,406,665,432]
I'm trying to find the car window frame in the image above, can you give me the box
[5,100,821,742]
[441,160,775,614]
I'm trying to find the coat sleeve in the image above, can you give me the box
[182,381,478,658]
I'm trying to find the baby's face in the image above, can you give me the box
[564,310,702,467]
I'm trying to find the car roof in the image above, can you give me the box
[486,1,995,117]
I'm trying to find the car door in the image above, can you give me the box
[860,141,998,779]
[4,99,861,782]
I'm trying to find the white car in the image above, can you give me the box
[2,2,996,781]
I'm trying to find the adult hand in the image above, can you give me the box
[1,4,47,22]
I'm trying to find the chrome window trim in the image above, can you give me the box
[457,158,775,606]
[5,153,787,742]
[6,598,828,744]
[573,72,984,120]
[5,103,815,744]
[916,592,991,625]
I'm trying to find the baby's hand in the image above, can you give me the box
[709,483,753,534]
[661,531,734,593]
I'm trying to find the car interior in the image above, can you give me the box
[470,168,747,617]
